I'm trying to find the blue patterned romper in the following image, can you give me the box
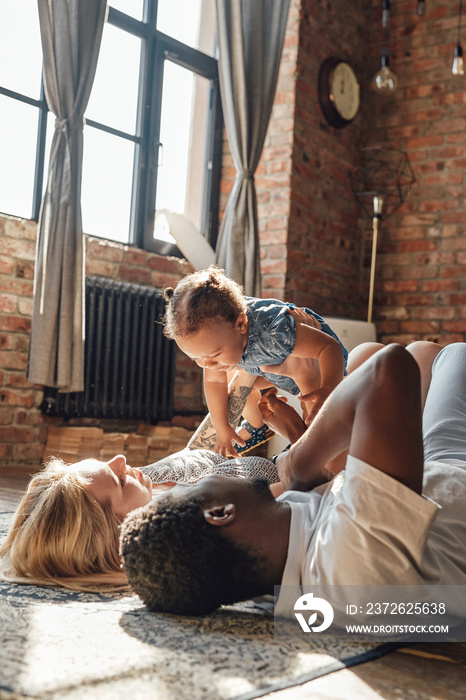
[237,297,348,395]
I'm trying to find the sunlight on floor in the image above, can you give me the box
[266,667,386,700]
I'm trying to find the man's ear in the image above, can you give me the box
[203,503,236,526]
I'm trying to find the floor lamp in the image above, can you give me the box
[350,148,415,323]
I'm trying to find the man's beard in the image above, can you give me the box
[250,477,274,502]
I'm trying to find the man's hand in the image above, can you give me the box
[259,389,307,444]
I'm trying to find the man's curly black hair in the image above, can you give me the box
[120,494,267,615]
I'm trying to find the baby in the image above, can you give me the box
[163,266,348,457]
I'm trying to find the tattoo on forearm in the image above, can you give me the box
[227,385,252,425]
[187,380,254,451]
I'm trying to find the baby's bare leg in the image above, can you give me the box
[237,387,267,441]
[232,374,275,440]
[261,355,321,396]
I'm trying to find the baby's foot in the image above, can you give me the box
[235,420,274,454]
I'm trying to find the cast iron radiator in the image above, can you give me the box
[41,276,176,422]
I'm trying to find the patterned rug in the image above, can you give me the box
[0,511,398,700]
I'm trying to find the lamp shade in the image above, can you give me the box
[154,210,216,270]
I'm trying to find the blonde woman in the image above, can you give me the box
[0,456,152,590]
[0,450,281,590]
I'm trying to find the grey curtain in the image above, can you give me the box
[215,0,290,296]
[27,0,107,392]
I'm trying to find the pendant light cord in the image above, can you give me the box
[458,0,463,46]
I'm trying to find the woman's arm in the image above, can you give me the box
[187,371,257,451]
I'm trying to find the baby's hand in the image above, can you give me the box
[214,424,245,458]
[287,305,321,330]
[299,387,331,426]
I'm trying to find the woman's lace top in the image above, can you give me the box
[140,449,279,484]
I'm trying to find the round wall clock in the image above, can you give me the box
[318,57,360,128]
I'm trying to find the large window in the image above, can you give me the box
[0,0,221,256]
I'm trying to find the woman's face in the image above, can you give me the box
[77,455,152,518]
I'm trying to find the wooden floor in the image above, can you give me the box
[1,466,466,700]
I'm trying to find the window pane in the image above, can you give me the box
[41,113,57,199]
[0,0,42,98]
[109,0,144,20]
[0,97,38,218]
[81,127,134,243]
[157,0,216,56]
[85,23,141,135]
[155,62,211,241]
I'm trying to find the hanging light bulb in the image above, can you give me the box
[382,0,391,27]
[372,47,398,93]
[453,44,464,75]
[416,0,426,16]
[453,0,464,76]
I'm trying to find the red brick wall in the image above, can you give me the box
[285,0,371,317]
[0,217,39,465]
[222,0,466,339]
[365,0,466,343]
[220,0,371,316]
[0,216,204,466]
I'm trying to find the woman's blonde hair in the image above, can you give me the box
[0,458,128,591]
[163,265,247,339]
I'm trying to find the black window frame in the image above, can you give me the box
[0,0,222,257]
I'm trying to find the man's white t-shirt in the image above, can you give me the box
[274,455,466,620]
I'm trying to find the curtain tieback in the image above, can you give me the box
[238,170,254,180]
[55,115,85,134]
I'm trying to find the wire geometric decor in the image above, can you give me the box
[349,146,415,221]
[349,147,415,323]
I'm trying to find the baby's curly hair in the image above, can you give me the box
[120,493,266,615]
[162,266,247,339]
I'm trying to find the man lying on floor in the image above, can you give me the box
[121,343,466,621]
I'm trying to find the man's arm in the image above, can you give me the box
[278,344,424,494]
[259,391,347,488]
